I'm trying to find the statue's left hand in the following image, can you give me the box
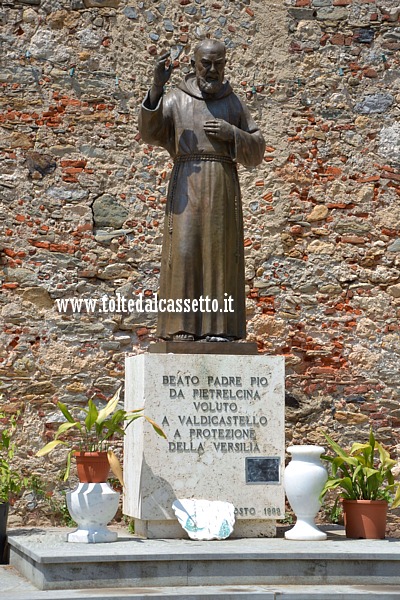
[204,119,234,142]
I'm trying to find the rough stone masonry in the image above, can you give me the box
[0,0,399,529]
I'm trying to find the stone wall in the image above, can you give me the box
[0,0,399,526]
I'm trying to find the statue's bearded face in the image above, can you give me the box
[194,46,226,96]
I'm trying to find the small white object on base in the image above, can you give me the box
[172,499,235,540]
[66,482,120,543]
[283,445,328,541]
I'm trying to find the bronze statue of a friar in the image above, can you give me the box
[139,39,265,342]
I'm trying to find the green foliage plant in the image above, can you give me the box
[46,491,77,528]
[0,412,27,504]
[36,388,166,482]
[320,429,400,509]
[281,512,294,525]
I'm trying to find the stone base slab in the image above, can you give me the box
[149,341,258,355]
[7,528,400,593]
[134,519,276,539]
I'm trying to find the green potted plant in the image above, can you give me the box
[0,412,27,562]
[36,387,165,484]
[320,429,400,539]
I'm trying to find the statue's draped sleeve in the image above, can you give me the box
[139,92,176,158]
[232,99,265,168]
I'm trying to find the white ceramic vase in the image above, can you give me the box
[283,445,328,541]
[66,482,120,543]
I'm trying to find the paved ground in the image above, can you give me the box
[1,572,400,600]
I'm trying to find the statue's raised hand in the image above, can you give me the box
[148,51,172,108]
[154,51,172,88]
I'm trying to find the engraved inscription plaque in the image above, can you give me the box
[245,457,281,484]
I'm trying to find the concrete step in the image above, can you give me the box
[6,527,400,596]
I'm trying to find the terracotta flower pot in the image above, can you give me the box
[75,452,110,483]
[342,499,388,539]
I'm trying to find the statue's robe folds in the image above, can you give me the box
[139,75,265,339]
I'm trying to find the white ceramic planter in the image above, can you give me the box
[66,482,120,543]
[283,445,328,541]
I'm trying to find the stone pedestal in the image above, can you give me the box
[124,351,285,538]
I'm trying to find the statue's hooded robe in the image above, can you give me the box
[139,74,265,339]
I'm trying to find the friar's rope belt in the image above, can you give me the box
[174,153,235,164]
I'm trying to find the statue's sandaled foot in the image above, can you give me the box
[172,332,195,341]
[205,335,231,342]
